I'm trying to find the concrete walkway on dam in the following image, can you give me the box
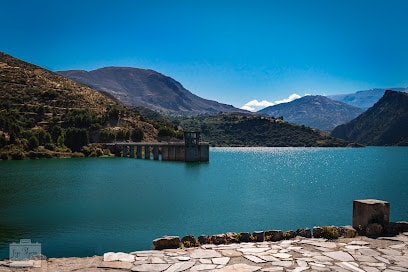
[1,233,408,272]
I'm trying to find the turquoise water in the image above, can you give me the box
[0,147,407,258]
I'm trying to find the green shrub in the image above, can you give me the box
[65,128,89,152]
[0,134,6,148]
[28,135,39,149]
[11,150,25,160]
[99,130,116,142]
[131,127,144,142]
[44,143,55,151]
[0,152,9,160]
[233,233,241,243]
[321,226,339,240]
[158,127,175,137]
[283,231,292,239]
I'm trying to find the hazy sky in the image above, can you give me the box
[1,0,407,111]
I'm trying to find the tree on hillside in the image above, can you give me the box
[64,128,89,152]
[51,125,64,146]
[0,134,6,148]
[131,127,144,142]
[28,135,39,149]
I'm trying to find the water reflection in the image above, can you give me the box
[0,147,407,258]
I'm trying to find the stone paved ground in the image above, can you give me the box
[1,233,407,272]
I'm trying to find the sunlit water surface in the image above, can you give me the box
[0,147,407,258]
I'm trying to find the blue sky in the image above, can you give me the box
[1,0,407,111]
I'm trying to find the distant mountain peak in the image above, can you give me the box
[58,67,246,115]
[258,95,364,131]
[328,87,408,109]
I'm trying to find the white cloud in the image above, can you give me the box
[240,99,274,111]
[273,93,301,105]
[240,93,302,112]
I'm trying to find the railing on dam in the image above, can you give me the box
[108,132,209,162]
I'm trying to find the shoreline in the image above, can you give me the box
[2,221,407,261]
[1,234,407,271]
[150,220,408,250]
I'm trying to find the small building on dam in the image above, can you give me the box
[111,131,209,162]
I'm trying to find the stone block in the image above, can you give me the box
[252,231,265,242]
[211,234,226,245]
[225,232,238,243]
[9,261,34,268]
[239,232,252,242]
[104,252,135,262]
[198,235,209,245]
[353,199,389,235]
[313,226,323,238]
[283,230,296,239]
[265,230,283,241]
[181,235,197,247]
[117,252,135,262]
[152,236,180,250]
[396,221,408,233]
[366,223,383,237]
[103,252,118,262]
[385,222,400,236]
[339,226,357,238]
[296,228,312,238]
[386,221,408,235]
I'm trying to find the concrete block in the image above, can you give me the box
[353,199,390,234]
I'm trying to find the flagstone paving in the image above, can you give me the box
[1,233,407,271]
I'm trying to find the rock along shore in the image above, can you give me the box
[1,233,408,272]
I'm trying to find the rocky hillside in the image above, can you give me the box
[174,113,359,147]
[58,67,246,116]
[258,95,364,131]
[331,90,408,146]
[0,52,181,159]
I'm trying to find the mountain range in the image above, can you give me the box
[331,90,408,146]
[1,51,406,154]
[58,67,245,115]
[0,52,360,160]
[58,65,408,146]
[258,95,364,131]
[59,66,407,135]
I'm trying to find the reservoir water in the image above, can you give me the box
[0,147,407,258]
